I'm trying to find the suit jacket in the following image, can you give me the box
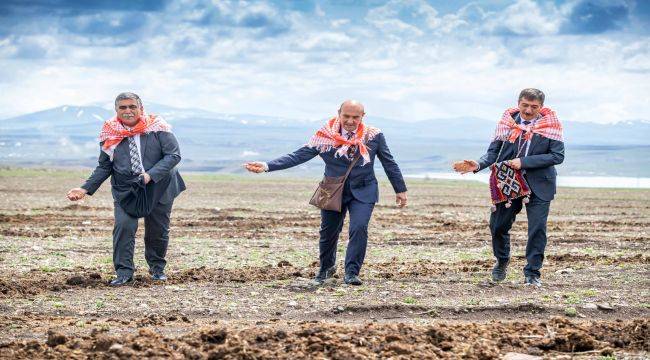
[82,131,186,205]
[267,132,407,204]
[476,112,565,201]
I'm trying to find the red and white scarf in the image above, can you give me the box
[307,117,381,166]
[492,107,563,143]
[99,113,172,159]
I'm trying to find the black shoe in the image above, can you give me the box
[311,265,337,286]
[109,276,133,286]
[491,260,509,282]
[151,272,167,281]
[524,276,542,287]
[344,273,362,286]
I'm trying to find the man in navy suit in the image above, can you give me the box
[245,100,408,286]
[453,89,564,287]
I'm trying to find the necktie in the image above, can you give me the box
[520,120,531,139]
[346,132,356,159]
[128,136,144,174]
[519,120,532,166]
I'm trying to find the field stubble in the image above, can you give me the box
[0,169,648,359]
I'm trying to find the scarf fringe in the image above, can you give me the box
[306,117,381,166]
[492,107,563,143]
[99,113,172,160]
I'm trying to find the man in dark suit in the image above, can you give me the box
[245,100,408,286]
[67,92,186,286]
[453,88,564,287]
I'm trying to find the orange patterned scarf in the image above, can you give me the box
[99,114,172,159]
[493,107,563,143]
[307,117,381,166]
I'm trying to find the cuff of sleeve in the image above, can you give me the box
[149,170,166,183]
[148,173,158,183]
[263,162,269,172]
[81,184,94,196]
[519,158,529,169]
[473,160,482,173]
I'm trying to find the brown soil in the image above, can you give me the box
[0,171,648,358]
[1,318,647,359]
[2,254,646,299]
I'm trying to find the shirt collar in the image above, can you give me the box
[517,113,540,125]
[342,128,357,138]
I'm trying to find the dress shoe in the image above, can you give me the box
[109,276,133,286]
[524,276,542,287]
[491,259,509,282]
[151,272,167,281]
[311,265,337,286]
[344,273,362,286]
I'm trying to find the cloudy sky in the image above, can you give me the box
[0,0,648,123]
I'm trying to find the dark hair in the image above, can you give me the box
[518,88,545,105]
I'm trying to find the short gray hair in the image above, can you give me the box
[518,88,545,105]
[114,92,142,108]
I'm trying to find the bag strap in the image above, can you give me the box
[500,114,531,161]
[495,136,528,167]
[343,153,361,180]
[342,133,368,180]
[495,139,506,164]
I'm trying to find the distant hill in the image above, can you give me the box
[1,103,649,177]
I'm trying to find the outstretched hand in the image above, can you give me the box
[452,160,479,174]
[243,162,266,173]
[396,192,408,208]
[67,188,87,201]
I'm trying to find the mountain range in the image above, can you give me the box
[1,103,649,177]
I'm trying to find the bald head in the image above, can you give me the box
[339,100,365,114]
[338,100,365,132]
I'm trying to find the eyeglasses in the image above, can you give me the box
[118,105,139,110]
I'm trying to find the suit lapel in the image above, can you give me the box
[527,133,539,155]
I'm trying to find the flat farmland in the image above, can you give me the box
[0,168,648,359]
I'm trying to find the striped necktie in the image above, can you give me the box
[128,136,144,174]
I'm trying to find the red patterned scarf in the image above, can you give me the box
[492,107,563,143]
[307,117,381,166]
[99,114,172,159]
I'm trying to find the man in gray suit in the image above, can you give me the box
[67,92,185,286]
[453,89,564,287]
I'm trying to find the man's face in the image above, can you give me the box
[518,98,542,121]
[116,99,143,127]
[338,104,365,133]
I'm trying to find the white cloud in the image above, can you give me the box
[296,32,355,51]
[241,150,259,157]
[365,0,440,37]
[481,0,563,36]
[0,35,59,59]
[330,19,350,28]
[315,4,325,18]
[0,0,647,125]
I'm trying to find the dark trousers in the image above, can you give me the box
[318,188,375,276]
[489,192,551,278]
[113,200,173,277]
